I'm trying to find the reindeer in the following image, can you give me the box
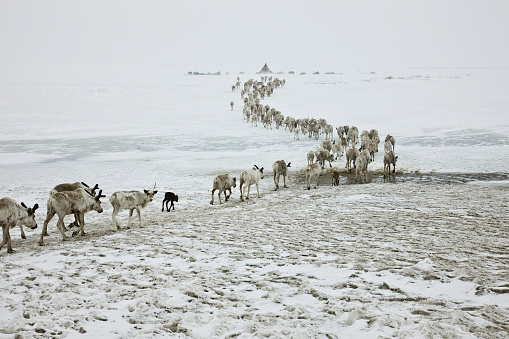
[39,189,105,246]
[240,165,264,201]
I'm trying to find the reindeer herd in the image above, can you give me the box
[233,75,399,188]
[0,76,400,254]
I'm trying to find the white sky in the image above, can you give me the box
[1,0,508,72]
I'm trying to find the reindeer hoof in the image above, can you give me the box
[21,235,26,240]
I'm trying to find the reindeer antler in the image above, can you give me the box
[153,182,157,190]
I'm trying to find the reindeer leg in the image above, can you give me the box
[20,225,26,239]
[1,226,12,253]
[136,207,142,227]
[112,208,120,230]
[211,189,216,205]
[5,227,13,253]
[0,227,7,250]
[127,209,133,229]
[57,216,69,241]
[72,213,86,237]
[39,210,54,246]
[79,213,86,236]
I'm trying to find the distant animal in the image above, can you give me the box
[331,168,341,186]
[384,140,393,153]
[385,135,395,152]
[307,151,315,165]
[230,101,234,110]
[110,189,157,230]
[272,160,291,190]
[332,143,343,160]
[162,192,178,212]
[320,140,333,152]
[305,163,321,190]
[384,151,398,174]
[368,142,377,162]
[315,148,334,169]
[211,174,236,205]
[339,137,347,154]
[347,127,359,146]
[345,147,360,172]
[323,124,334,140]
[240,165,264,201]
[0,198,38,253]
[355,150,371,183]
[336,126,345,139]
[39,189,105,246]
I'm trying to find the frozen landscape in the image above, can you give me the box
[0,65,508,338]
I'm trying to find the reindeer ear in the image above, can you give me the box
[144,189,149,194]
[153,190,158,194]
[21,202,27,208]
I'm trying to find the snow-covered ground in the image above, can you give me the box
[1,66,508,338]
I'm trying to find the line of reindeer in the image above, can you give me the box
[0,182,178,253]
[232,76,399,188]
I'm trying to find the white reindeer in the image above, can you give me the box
[110,189,158,230]
[39,189,106,246]
[240,165,264,201]
[305,163,321,190]
[307,151,315,165]
[355,150,372,183]
[0,198,39,253]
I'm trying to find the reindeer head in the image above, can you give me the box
[20,202,39,229]
[144,189,158,202]
[91,190,106,213]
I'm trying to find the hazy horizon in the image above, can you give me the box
[1,0,509,77]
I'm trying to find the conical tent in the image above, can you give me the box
[258,63,272,74]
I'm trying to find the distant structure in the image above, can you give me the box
[257,63,272,74]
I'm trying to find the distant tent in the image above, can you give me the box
[258,63,272,74]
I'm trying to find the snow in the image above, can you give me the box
[1,66,509,337]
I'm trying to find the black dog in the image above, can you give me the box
[162,192,178,212]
